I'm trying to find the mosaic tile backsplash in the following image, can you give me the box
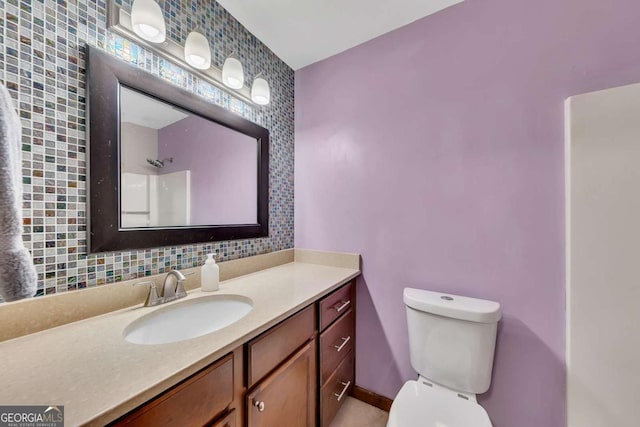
[0,0,295,298]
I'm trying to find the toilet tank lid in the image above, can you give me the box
[403,288,502,323]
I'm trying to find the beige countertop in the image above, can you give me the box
[0,259,360,426]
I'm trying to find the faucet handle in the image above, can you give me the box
[175,271,193,298]
[133,280,162,306]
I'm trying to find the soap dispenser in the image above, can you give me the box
[201,253,219,292]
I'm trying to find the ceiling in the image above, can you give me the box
[121,87,188,129]
[217,0,463,70]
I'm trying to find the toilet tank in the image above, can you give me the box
[404,288,501,394]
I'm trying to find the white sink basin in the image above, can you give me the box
[124,295,253,345]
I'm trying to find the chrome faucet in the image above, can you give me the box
[133,270,190,307]
[161,270,187,302]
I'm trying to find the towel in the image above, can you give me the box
[0,84,37,301]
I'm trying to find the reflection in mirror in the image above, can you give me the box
[119,86,258,228]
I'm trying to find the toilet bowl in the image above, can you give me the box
[387,288,501,427]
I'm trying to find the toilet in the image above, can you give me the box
[387,288,502,427]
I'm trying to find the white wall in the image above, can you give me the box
[121,122,159,175]
[566,82,640,427]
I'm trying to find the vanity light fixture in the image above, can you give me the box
[222,54,245,89]
[251,74,271,106]
[130,0,166,43]
[107,0,270,106]
[184,30,211,70]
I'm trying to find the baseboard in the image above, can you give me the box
[351,385,393,412]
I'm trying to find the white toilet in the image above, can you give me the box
[387,288,502,427]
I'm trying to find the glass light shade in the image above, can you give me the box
[251,75,271,105]
[222,56,244,89]
[184,31,211,70]
[131,0,166,43]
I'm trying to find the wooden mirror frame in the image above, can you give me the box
[86,45,269,253]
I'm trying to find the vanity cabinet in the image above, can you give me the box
[112,280,356,427]
[317,281,355,427]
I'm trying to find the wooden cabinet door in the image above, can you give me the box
[246,340,316,427]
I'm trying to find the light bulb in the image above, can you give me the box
[251,75,270,105]
[222,56,244,89]
[187,55,206,67]
[137,23,160,39]
[131,0,166,43]
[184,31,211,70]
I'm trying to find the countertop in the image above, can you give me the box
[0,261,360,426]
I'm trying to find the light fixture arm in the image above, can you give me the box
[107,0,257,105]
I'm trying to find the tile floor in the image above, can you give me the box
[330,397,389,427]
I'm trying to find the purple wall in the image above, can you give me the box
[295,0,640,425]
[159,115,257,225]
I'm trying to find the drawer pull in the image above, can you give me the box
[254,400,265,412]
[333,300,351,313]
[334,336,351,352]
[334,380,351,402]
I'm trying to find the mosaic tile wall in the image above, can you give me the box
[0,0,295,298]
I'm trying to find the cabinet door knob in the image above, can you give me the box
[334,335,351,352]
[254,400,265,412]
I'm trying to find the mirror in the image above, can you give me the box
[119,87,258,228]
[87,46,269,253]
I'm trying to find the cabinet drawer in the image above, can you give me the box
[319,309,355,385]
[319,281,354,331]
[209,409,235,427]
[114,353,234,427]
[320,350,355,427]
[247,305,315,387]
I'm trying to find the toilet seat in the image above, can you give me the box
[387,380,493,427]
